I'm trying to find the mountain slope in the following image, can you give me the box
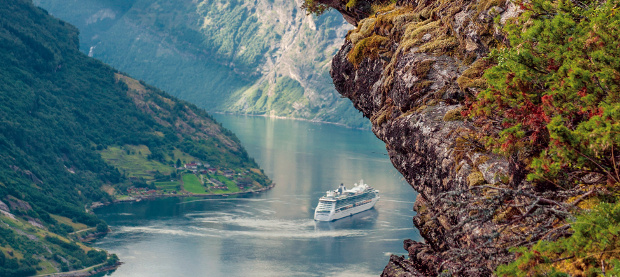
[34,0,370,128]
[0,1,270,275]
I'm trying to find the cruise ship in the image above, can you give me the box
[314,180,379,221]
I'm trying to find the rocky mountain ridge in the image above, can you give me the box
[34,0,370,128]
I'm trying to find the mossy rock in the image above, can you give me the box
[443,107,465,121]
[492,206,521,224]
[467,171,485,187]
[348,34,390,67]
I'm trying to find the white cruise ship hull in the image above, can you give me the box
[314,196,379,221]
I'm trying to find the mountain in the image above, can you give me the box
[0,0,270,275]
[33,0,370,128]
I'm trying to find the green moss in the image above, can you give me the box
[374,111,389,125]
[475,0,507,15]
[433,86,449,99]
[468,171,486,187]
[347,34,390,67]
[402,19,439,49]
[414,60,435,78]
[417,36,459,54]
[473,155,490,167]
[457,55,492,91]
[443,107,465,121]
[492,206,521,223]
[347,18,377,44]
[413,80,434,91]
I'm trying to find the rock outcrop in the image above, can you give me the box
[318,0,582,275]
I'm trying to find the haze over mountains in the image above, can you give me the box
[34,0,369,128]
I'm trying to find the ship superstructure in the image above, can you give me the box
[314,180,379,221]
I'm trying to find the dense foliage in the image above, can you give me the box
[301,0,330,16]
[466,0,620,274]
[0,0,268,275]
[471,0,620,188]
[497,200,620,276]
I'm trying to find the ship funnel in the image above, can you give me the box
[338,183,346,194]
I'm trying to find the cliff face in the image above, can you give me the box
[323,0,549,275]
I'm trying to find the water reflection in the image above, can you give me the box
[93,115,420,276]
[314,209,379,231]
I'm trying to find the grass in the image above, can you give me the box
[169,148,199,165]
[250,168,262,174]
[155,181,180,187]
[116,195,131,200]
[182,174,207,194]
[214,175,240,193]
[50,214,88,231]
[0,245,23,260]
[154,181,180,191]
[36,260,57,275]
[99,145,174,180]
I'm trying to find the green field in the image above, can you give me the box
[214,175,240,193]
[182,174,207,194]
[50,214,88,231]
[100,145,173,180]
[154,181,180,191]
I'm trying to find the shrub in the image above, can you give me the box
[497,200,620,276]
[470,0,620,188]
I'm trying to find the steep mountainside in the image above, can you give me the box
[0,1,269,275]
[34,0,370,128]
[309,0,620,275]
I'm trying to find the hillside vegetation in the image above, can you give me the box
[469,0,620,274]
[34,0,370,128]
[0,1,270,275]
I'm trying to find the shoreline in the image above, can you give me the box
[39,261,123,277]
[90,182,276,210]
[212,111,370,130]
[83,183,274,275]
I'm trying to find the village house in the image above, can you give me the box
[210,179,228,190]
[223,169,234,178]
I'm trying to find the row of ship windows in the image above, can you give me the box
[335,199,373,211]
[335,195,375,209]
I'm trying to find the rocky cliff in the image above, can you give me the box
[319,0,598,275]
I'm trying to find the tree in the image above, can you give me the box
[96,222,108,233]
[497,201,620,276]
[464,0,620,273]
[470,0,620,188]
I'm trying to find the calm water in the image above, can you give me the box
[93,114,420,276]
